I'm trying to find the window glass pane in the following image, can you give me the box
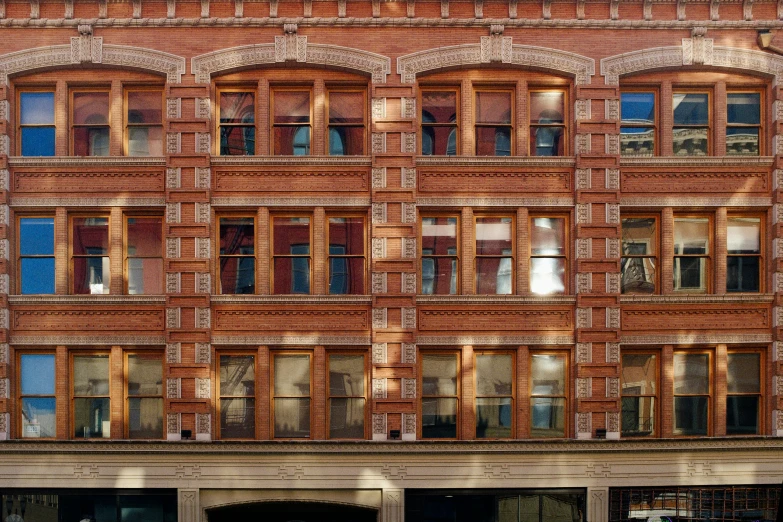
[328,126,364,155]
[530,257,566,295]
[727,353,760,394]
[673,93,708,125]
[673,218,709,254]
[621,354,656,394]
[476,257,512,294]
[531,217,566,255]
[220,92,255,123]
[329,397,365,438]
[673,353,709,394]
[422,257,457,295]
[220,217,255,256]
[476,92,511,124]
[727,256,759,292]
[422,217,457,251]
[220,398,255,438]
[726,396,759,435]
[422,354,457,395]
[622,218,656,255]
[622,396,655,436]
[476,127,511,156]
[73,127,109,156]
[329,355,365,396]
[620,126,655,155]
[274,398,310,437]
[726,127,759,155]
[221,126,255,156]
[422,91,457,124]
[329,92,364,123]
[74,355,110,395]
[274,258,310,294]
[127,258,163,295]
[73,92,109,125]
[127,217,162,256]
[274,126,310,155]
[127,91,162,124]
[21,353,55,395]
[621,92,655,124]
[219,354,255,439]
[21,398,56,438]
[421,397,457,438]
[530,397,565,437]
[21,92,55,124]
[476,354,512,396]
[74,397,110,438]
[72,217,109,255]
[727,217,760,254]
[21,127,56,156]
[476,397,512,438]
[274,355,310,396]
[21,258,55,294]
[273,217,310,254]
[219,256,255,294]
[531,355,566,395]
[274,91,310,123]
[674,396,708,435]
[530,91,565,124]
[329,256,365,294]
[476,217,512,255]
[128,397,163,438]
[128,126,163,156]
[127,354,162,396]
[422,127,457,156]
[73,256,110,295]
[220,355,255,396]
[329,217,364,255]
[727,92,760,124]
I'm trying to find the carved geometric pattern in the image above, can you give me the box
[166,203,180,224]
[577,308,591,329]
[167,378,180,399]
[196,272,211,294]
[576,342,591,363]
[401,132,416,153]
[576,238,591,259]
[575,133,590,154]
[195,378,210,399]
[0,239,7,261]
[372,378,387,399]
[372,342,387,364]
[622,333,772,345]
[402,272,416,294]
[372,97,385,120]
[166,308,181,329]
[402,343,416,364]
[196,413,210,435]
[372,308,387,329]
[0,343,7,364]
[0,100,7,121]
[195,343,211,364]
[606,238,620,259]
[372,413,386,435]
[196,132,210,153]
[402,308,416,329]
[402,202,416,224]
[398,44,594,85]
[401,97,416,119]
[575,168,590,190]
[402,167,416,188]
[606,134,620,155]
[403,413,416,436]
[192,43,391,84]
[0,378,7,399]
[576,203,591,224]
[371,272,387,294]
[576,377,590,399]
[575,99,590,121]
[607,377,620,398]
[195,202,211,224]
[372,133,386,153]
[166,168,181,189]
[167,413,180,435]
[9,335,167,345]
[606,342,620,364]
[606,204,620,224]
[0,413,6,438]
[372,238,386,259]
[403,237,416,258]
[576,273,591,294]
[166,343,181,364]
[0,170,8,191]
[371,167,386,189]
[166,133,180,153]
[196,308,211,329]
[166,237,180,259]
[418,335,574,345]
[606,168,620,190]
[167,98,181,119]
[606,411,620,434]
[605,98,620,121]
[0,274,8,294]
[196,167,211,189]
[372,202,386,224]
[196,237,210,258]
[606,273,621,294]
[576,412,591,436]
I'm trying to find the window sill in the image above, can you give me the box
[416,156,576,167]
[619,293,774,304]
[211,155,372,166]
[8,156,167,167]
[416,294,576,305]
[9,295,167,305]
[620,155,775,167]
[210,294,372,305]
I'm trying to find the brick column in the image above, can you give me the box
[0,80,9,440]
[773,81,783,436]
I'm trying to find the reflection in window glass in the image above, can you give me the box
[727,92,760,156]
[72,91,110,156]
[530,354,567,438]
[673,92,709,156]
[727,217,761,293]
[421,217,458,295]
[621,217,657,294]
[621,91,655,155]
[475,353,513,438]
[72,217,110,294]
[219,217,255,294]
[126,90,163,156]
[20,217,55,294]
[530,91,565,156]
[328,354,365,439]
[673,352,709,436]
[127,353,163,439]
[673,217,709,293]
[20,353,56,438]
[272,217,311,294]
[73,354,110,438]
[422,90,458,155]
[328,217,365,294]
[727,352,760,435]
[475,217,513,294]
[126,217,163,295]
[219,354,255,438]
[219,91,255,156]
[328,91,365,155]
[621,353,657,436]
[422,353,458,438]
[475,91,512,156]
[530,217,566,295]
[273,354,311,438]
[20,91,55,156]
[273,90,311,155]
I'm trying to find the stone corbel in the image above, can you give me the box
[372,0,380,17]
[643,0,652,20]
[609,0,619,20]
[509,0,517,18]
[710,0,720,20]
[677,0,686,20]
[168,0,176,17]
[474,0,482,18]
[30,0,39,19]
[408,0,415,18]
[275,24,307,63]
[0,0,5,19]
[133,0,142,18]
[778,0,783,20]
[338,0,346,17]
[303,0,312,17]
[98,0,107,18]
[200,0,209,17]
[269,0,278,17]
[71,24,103,64]
[576,0,584,19]
[480,25,512,63]
[542,0,551,19]
[65,0,73,18]
[744,0,752,20]
[441,0,448,18]
[683,27,712,65]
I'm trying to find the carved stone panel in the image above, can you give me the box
[418,307,572,332]
[622,306,770,331]
[215,168,369,192]
[13,309,165,332]
[419,168,570,193]
[215,307,370,331]
[622,170,768,194]
[13,170,165,193]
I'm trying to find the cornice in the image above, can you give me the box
[9,335,167,345]
[210,156,372,167]
[10,197,167,207]
[621,333,774,345]
[416,295,576,305]
[1,437,781,455]
[416,156,576,168]
[211,196,371,207]
[9,295,166,306]
[620,196,772,207]
[211,334,372,345]
[416,335,575,345]
[620,156,775,167]
[211,295,372,305]
[8,157,167,167]
[417,196,574,207]
[620,294,775,304]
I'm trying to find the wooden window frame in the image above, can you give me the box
[70,350,111,439]
[270,213,313,295]
[474,87,515,156]
[619,88,658,156]
[69,214,111,295]
[726,89,764,156]
[17,351,57,439]
[326,86,367,156]
[123,86,164,157]
[528,88,568,156]
[270,86,313,155]
[124,213,163,295]
[620,214,659,295]
[672,88,712,156]
[216,86,257,156]
[529,350,569,439]
[217,214,257,295]
[217,350,257,440]
[672,214,712,294]
[326,350,368,440]
[17,214,56,295]
[726,213,764,293]
[474,213,515,295]
[326,213,367,295]
[529,214,569,296]
[474,349,515,439]
[420,214,460,296]
[620,349,660,438]
[124,350,164,440]
[270,350,314,440]
[672,349,713,437]
[419,86,460,156]
[70,88,111,156]
[419,350,461,440]
[17,87,56,156]
[725,348,764,436]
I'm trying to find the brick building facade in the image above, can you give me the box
[0,0,782,521]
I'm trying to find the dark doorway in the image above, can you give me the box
[208,501,377,522]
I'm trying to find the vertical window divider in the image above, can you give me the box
[257,79,269,156]
[714,81,728,156]
[517,208,529,294]
[109,207,123,295]
[256,207,270,295]
[660,80,673,156]
[461,207,473,295]
[516,79,528,157]
[714,344,728,437]
[715,208,728,294]
[517,345,530,439]
[257,345,269,440]
[461,78,473,156]
[661,208,674,294]
[313,207,326,294]
[110,80,122,156]
[313,345,326,440]
[313,79,325,155]
[110,345,122,440]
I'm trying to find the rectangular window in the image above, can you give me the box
[18,216,55,294]
[19,90,55,156]
[218,353,256,439]
[328,216,365,294]
[475,352,513,439]
[530,90,566,156]
[218,89,255,156]
[726,351,761,435]
[530,352,567,438]
[672,91,709,156]
[475,90,512,156]
[272,352,312,438]
[19,353,56,438]
[218,216,256,294]
[621,217,657,294]
[475,216,513,294]
[272,88,311,155]
[727,216,761,293]
[125,216,163,295]
[72,353,110,439]
[673,351,710,436]
[421,89,458,155]
[621,352,657,437]
[421,352,459,439]
[126,352,163,439]
[71,90,110,156]
[421,216,458,295]
[530,216,567,295]
[727,92,761,156]
[125,89,163,156]
[327,90,366,155]
[620,91,656,156]
[327,353,366,439]
[272,216,311,294]
[673,216,710,293]
[71,216,110,294]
